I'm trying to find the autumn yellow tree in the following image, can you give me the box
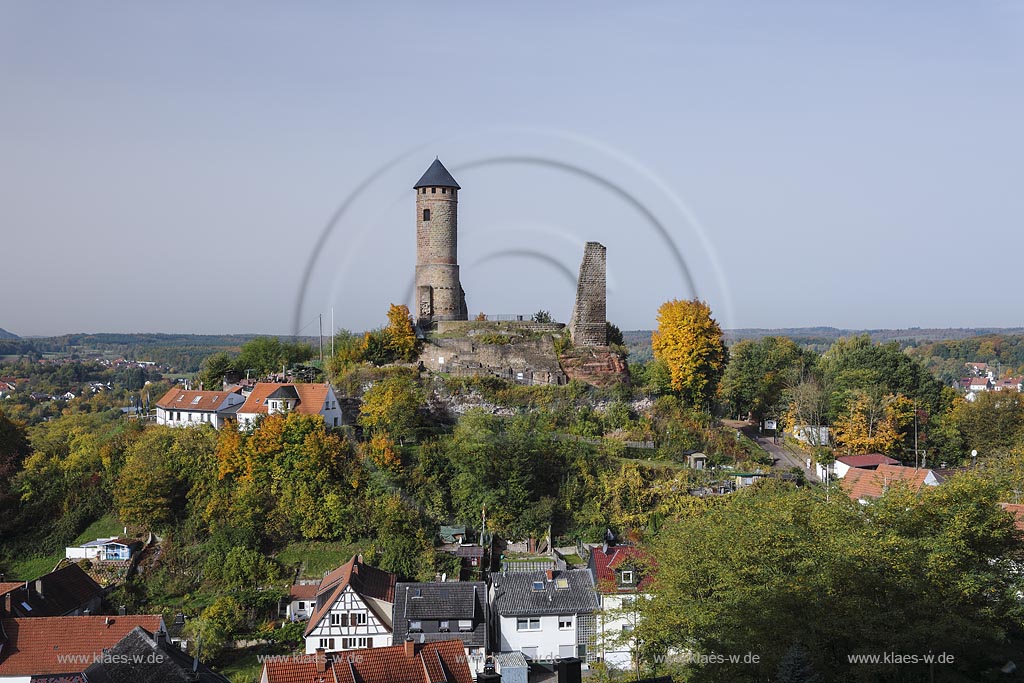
[650,299,726,407]
[832,391,914,455]
[384,304,418,361]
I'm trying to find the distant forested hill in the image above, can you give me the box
[0,328,18,340]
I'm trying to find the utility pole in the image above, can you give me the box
[319,314,323,367]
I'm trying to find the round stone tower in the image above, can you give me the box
[414,158,468,324]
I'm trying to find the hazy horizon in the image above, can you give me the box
[4,2,1022,336]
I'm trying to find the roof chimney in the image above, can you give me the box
[545,569,554,581]
[104,616,112,627]
[34,579,43,599]
[316,648,328,673]
[404,637,415,657]
[155,629,167,647]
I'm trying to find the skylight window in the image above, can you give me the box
[531,581,545,592]
[191,397,201,405]
[21,602,32,611]
[555,577,569,590]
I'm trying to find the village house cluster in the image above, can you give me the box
[958,361,1023,401]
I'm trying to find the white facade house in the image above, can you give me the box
[303,556,396,654]
[281,582,319,621]
[155,388,245,429]
[588,545,650,669]
[65,537,141,562]
[491,569,599,663]
[236,382,343,430]
[815,453,901,482]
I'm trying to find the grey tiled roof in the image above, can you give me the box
[413,158,461,189]
[392,582,486,647]
[491,569,599,617]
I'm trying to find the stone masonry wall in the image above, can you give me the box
[569,242,608,346]
[415,186,466,321]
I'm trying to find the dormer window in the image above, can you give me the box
[440,620,450,632]
[409,620,422,632]
[620,570,634,584]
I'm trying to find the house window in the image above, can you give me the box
[342,637,367,648]
[458,619,472,632]
[298,602,305,610]
[620,570,634,584]
[423,208,431,221]
[555,577,569,590]
[330,613,349,627]
[441,188,446,194]
[353,612,366,625]
[522,646,539,660]
[334,417,339,427]
[621,595,635,607]
[409,620,422,632]
[622,623,635,632]
[558,615,573,630]
[319,638,335,649]
[440,620,450,632]
[516,618,541,631]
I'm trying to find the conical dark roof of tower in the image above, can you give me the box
[414,158,461,190]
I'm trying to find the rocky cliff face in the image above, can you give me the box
[559,347,629,388]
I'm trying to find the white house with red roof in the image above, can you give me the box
[236,382,343,430]
[155,387,245,429]
[587,544,652,669]
[816,453,900,482]
[281,581,320,621]
[303,556,396,654]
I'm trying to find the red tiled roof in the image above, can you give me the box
[999,503,1024,532]
[155,388,231,412]
[237,383,331,417]
[841,464,942,501]
[0,583,21,596]
[288,583,320,601]
[0,615,164,675]
[589,545,653,592]
[304,557,396,637]
[836,454,901,468]
[263,640,472,683]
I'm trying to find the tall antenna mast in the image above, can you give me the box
[319,314,323,367]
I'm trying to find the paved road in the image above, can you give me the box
[724,419,819,483]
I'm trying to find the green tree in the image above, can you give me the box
[532,310,553,323]
[196,352,235,391]
[636,477,1024,682]
[650,299,726,407]
[720,336,805,421]
[358,372,423,441]
[235,337,313,378]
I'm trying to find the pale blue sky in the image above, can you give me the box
[2,1,1022,335]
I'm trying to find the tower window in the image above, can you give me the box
[421,188,426,194]
[431,187,436,193]
[423,209,431,221]
[441,188,446,194]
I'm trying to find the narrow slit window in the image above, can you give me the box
[423,209,431,221]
